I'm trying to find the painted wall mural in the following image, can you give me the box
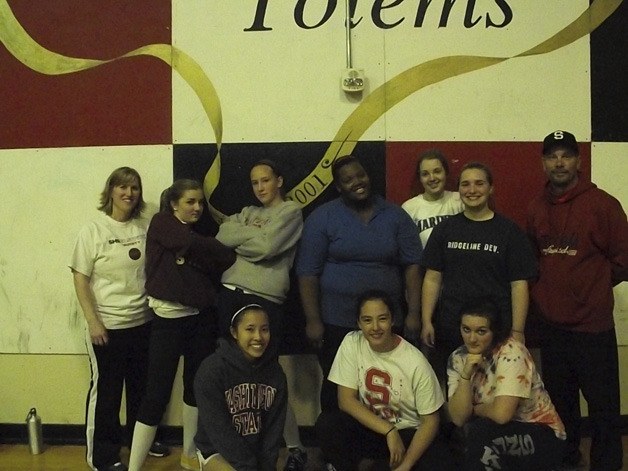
[0,0,625,353]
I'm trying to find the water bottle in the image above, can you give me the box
[26,408,43,454]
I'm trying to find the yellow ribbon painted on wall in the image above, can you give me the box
[285,0,623,205]
[0,0,223,199]
[0,0,623,208]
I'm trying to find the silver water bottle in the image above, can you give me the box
[26,408,43,454]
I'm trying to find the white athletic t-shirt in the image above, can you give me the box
[70,213,151,329]
[329,331,444,430]
[401,191,464,248]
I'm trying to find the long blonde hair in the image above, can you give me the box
[98,167,145,219]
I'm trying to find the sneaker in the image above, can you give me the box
[148,441,170,457]
[99,463,128,471]
[180,453,200,470]
[284,447,307,471]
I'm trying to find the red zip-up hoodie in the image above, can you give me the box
[527,178,628,332]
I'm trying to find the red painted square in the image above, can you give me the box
[0,1,172,149]
[386,141,591,229]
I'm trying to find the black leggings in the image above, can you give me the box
[137,310,219,425]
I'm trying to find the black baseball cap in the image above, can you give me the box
[542,130,579,156]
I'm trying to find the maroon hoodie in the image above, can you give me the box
[526,177,628,332]
[145,211,236,309]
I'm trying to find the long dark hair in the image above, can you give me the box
[356,289,395,324]
[230,303,266,329]
[416,149,450,177]
[458,298,509,348]
[159,179,203,213]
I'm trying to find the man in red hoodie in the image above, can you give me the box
[527,130,627,471]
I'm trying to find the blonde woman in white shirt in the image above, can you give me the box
[70,167,168,471]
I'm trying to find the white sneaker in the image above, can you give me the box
[180,453,200,470]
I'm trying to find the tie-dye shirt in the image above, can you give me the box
[447,337,566,440]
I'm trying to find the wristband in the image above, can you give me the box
[386,426,396,436]
[511,329,523,333]
[460,375,470,381]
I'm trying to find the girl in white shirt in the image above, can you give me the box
[401,149,463,248]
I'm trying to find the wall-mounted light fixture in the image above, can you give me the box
[342,0,364,93]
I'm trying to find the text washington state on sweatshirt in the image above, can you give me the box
[527,178,628,332]
[194,338,288,471]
